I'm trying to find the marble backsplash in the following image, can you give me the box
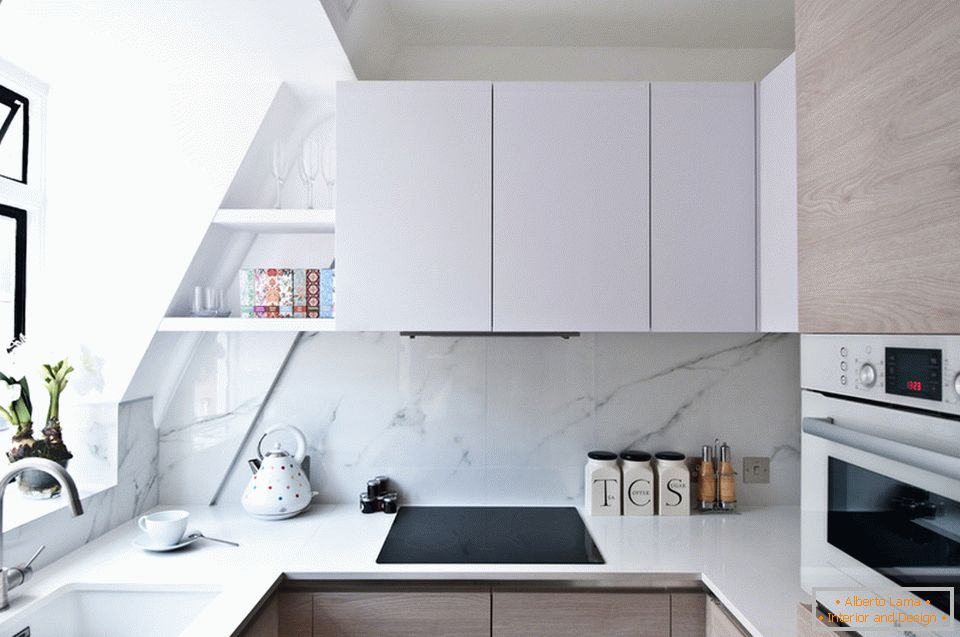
[158,332,800,508]
[3,398,158,570]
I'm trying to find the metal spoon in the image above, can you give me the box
[185,531,239,547]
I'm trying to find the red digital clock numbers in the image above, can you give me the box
[906,380,924,392]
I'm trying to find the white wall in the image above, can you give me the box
[385,45,793,81]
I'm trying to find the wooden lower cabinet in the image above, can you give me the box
[245,583,714,637]
[796,602,844,637]
[239,595,279,637]
[672,592,707,637]
[493,591,670,637]
[278,592,313,636]
[706,598,749,637]
[312,591,489,637]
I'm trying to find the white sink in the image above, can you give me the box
[0,584,220,637]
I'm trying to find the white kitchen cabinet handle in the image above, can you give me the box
[802,417,960,481]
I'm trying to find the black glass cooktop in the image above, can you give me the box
[376,506,604,564]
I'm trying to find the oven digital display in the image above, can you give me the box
[885,347,942,401]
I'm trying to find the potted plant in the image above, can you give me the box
[0,358,74,498]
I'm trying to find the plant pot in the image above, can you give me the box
[18,460,68,499]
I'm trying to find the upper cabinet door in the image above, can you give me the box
[758,54,798,333]
[336,82,492,331]
[493,83,650,332]
[651,83,757,332]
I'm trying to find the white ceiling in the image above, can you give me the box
[386,0,795,49]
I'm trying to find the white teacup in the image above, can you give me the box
[138,510,189,546]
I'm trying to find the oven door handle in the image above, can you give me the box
[802,417,960,482]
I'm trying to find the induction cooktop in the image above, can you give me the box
[376,506,605,564]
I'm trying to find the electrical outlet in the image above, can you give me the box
[742,457,770,484]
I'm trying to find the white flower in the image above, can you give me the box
[0,382,21,406]
[72,345,105,396]
[0,336,42,380]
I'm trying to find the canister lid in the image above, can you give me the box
[654,451,686,461]
[619,450,652,462]
[587,450,618,461]
[380,492,399,514]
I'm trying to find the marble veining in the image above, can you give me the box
[158,332,297,503]
[158,332,800,508]
[2,397,158,570]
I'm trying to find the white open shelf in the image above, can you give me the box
[213,208,335,233]
[158,317,336,332]
[161,86,338,334]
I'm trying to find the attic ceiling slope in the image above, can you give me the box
[387,0,795,49]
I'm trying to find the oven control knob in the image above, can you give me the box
[858,363,877,388]
[953,373,960,396]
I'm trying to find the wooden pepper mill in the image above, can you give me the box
[698,445,716,510]
[718,443,737,510]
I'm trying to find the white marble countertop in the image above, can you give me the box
[0,504,805,637]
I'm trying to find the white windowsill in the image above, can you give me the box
[2,480,114,531]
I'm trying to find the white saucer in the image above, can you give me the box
[133,530,201,552]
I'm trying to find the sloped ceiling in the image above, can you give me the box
[387,0,795,49]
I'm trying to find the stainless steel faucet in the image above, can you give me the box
[0,458,83,610]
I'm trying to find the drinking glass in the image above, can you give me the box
[320,141,336,207]
[300,138,321,209]
[271,140,288,209]
[191,286,227,317]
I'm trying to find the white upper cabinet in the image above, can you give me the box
[758,54,798,333]
[650,83,757,332]
[492,83,650,332]
[337,80,787,334]
[336,82,493,331]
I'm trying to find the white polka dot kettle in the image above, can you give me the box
[242,425,312,520]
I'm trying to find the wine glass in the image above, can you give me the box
[271,140,288,209]
[299,137,321,209]
[320,140,336,207]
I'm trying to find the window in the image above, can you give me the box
[0,71,35,349]
[0,83,29,184]
[0,203,26,348]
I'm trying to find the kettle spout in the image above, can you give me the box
[247,458,261,474]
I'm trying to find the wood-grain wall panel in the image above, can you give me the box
[797,0,960,333]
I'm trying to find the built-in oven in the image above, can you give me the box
[802,335,960,635]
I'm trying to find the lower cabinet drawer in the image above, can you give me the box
[672,593,707,637]
[267,584,711,637]
[796,602,845,637]
[312,591,489,637]
[492,591,671,637]
[706,598,749,637]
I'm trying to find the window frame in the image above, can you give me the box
[0,203,26,347]
[0,83,29,185]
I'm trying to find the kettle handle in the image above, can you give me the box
[256,425,308,464]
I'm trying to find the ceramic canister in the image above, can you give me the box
[620,450,654,516]
[585,450,621,516]
[654,451,690,516]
